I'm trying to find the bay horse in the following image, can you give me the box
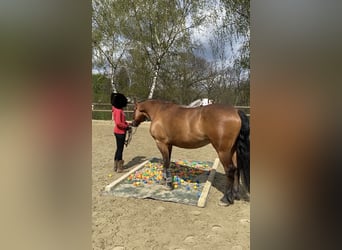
[132,99,249,206]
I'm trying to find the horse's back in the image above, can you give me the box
[202,103,239,117]
[150,102,241,149]
[156,103,240,129]
[200,104,242,148]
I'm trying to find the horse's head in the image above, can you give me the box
[132,101,147,127]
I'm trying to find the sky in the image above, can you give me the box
[189,0,243,67]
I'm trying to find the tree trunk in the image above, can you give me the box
[148,64,160,99]
[111,69,117,93]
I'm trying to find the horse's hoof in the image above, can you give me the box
[218,200,230,207]
[162,186,173,191]
[161,183,173,191]
[219,196,233,206]
[234,193,241,200]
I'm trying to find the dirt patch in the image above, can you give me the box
[92,120,250,250]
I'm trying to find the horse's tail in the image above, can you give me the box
[237,110,250,192]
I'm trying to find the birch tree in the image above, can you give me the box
[119,0,206,99]
[92,0,130,93]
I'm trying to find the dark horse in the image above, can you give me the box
[132,99,249,206]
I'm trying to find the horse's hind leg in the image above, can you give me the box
[232,150,241,200]
[218,151,236,206]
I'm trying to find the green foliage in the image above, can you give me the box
[92,74,111,103]
[116,67,130,93]
[115,0,207,99]
[92,0,131,92]
[92,111,112,120]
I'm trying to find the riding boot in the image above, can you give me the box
[114,160,119,172]
[117,160,126,173]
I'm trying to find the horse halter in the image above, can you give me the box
[131,120,138,127]
[132,103,142,127]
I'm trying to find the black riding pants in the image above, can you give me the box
[114,133,126,161]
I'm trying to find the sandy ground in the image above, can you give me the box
[92,120,250,250]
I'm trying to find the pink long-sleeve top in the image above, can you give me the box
[112,107,128,134]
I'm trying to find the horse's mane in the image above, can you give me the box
[140,99,176,106]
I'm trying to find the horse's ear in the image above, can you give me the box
[133,97,137,105]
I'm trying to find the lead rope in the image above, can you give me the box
[124,126,137,147]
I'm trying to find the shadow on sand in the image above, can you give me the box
[212,171,250,201]
[124,156,147,169]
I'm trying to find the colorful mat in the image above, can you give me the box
[105,158,219,207]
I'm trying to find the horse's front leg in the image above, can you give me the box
[155,141,173,190]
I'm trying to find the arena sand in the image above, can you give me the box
[92,120,250,250]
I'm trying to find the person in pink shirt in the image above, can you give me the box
[111,93,131,173]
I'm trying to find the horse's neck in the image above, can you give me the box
[142,100,165,120]
[142,100,170,120]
